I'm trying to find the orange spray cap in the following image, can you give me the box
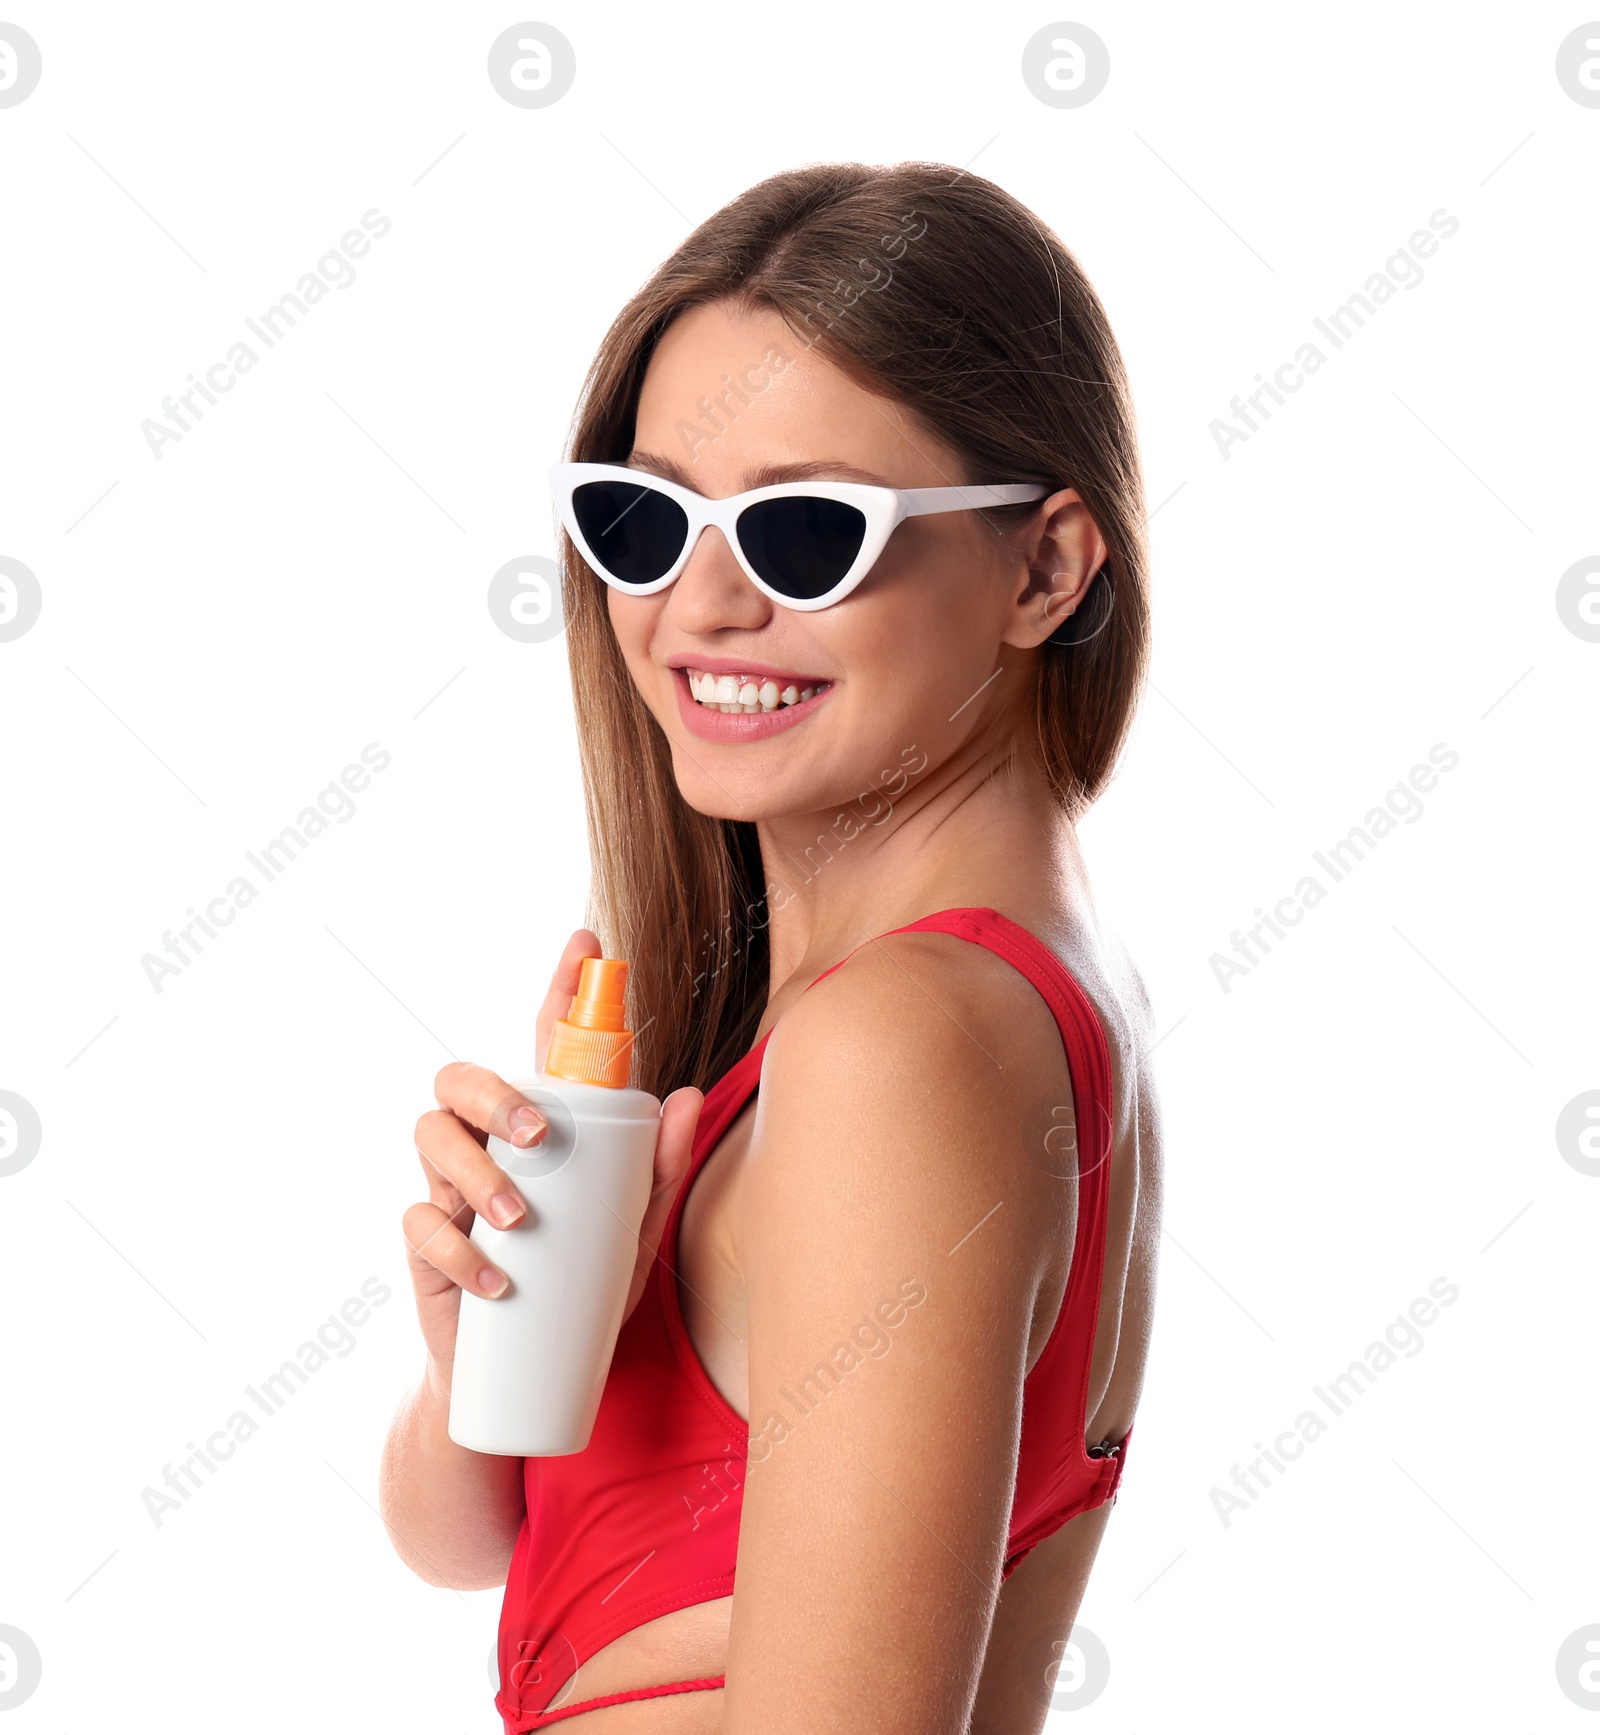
[544,957,635,1088]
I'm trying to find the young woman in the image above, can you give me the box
[380,161,1162,1735]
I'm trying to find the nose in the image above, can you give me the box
[663,523,774,635]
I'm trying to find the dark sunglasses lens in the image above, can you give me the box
[737,497,868,601]
[571,481,688,586]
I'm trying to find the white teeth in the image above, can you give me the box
[684,669,828,715]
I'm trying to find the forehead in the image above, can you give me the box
[632,300,950,488]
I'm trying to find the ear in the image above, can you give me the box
[1001,487,1109,650]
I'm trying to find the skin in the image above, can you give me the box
[379,301,1162,1733]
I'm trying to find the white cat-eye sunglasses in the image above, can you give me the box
[549,461,1050,612]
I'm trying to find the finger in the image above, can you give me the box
[415,1105,528,1231]
[402,1200,510,1299]
[432,1060,548,1151]
[635,1087,703,1259]
[621,1088,702,1321]
[655,1087,703,1185]
[534,928,603,1071]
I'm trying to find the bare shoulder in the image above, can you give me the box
[737,927,1081,1295]
[763,926,1074,1138]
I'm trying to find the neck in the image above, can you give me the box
[753,718,1076,998]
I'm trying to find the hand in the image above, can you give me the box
[402,927,703,1375]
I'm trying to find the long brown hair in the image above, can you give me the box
[559,161,1149,1098]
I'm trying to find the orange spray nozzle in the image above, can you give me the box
[545,956,635,1087]
[565,958,629,1031]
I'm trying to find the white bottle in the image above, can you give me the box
[448,957,661,1456]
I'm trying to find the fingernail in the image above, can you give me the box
[489,1191,525,1229]
[509,1103,547,1147]
[479,1267,509,1298]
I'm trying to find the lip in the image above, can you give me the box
[665,652,834,687]
[669,664,836,743]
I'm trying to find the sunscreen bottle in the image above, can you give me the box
[447,957,661,1455]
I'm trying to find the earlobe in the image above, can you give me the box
[1006,553,1111,651]
[1043,560,1113,647]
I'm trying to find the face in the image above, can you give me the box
[604,299,1101,823]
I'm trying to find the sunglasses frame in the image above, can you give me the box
[549,461,1051,612]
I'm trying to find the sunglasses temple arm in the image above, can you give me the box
[898,484,1051,516]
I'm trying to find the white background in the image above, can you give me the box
[2,2,1596,1729]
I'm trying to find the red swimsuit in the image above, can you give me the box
[494,907,1132,1730]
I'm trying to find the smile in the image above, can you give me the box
[667,661,836,743]
[683,668,832,714]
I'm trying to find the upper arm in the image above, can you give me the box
[722,934,1077,1735]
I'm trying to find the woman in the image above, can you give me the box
[380,160,1162,1734]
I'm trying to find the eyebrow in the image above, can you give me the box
[626,450,894,490]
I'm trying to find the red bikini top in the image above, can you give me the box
[494,907,1131,1731]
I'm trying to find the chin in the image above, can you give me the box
[669,759,799,825]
